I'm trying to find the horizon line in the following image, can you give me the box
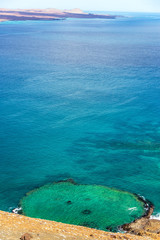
[0,7,160,14]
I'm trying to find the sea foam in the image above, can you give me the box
[150,213,160,220]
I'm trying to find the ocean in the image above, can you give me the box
[0,12,160,222]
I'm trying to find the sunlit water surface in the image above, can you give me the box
[0,12,160,223]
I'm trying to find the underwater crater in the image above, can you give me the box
[20,179,148,231]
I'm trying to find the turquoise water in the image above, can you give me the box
[20,181,145,231]
[0,12,160,219]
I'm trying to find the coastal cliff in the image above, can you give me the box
[0,210,160,240]
[0,8,119,22]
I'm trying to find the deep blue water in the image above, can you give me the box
[0,13,160,216]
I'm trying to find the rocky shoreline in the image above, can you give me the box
[121,204,160,238]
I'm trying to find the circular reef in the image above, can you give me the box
[20,180,146,231]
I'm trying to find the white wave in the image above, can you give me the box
[128,207,138,214]
[150,213,160,220]
[12,207,22,214]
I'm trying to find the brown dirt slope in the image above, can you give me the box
[0,210,157,240]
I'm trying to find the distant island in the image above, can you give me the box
[0,8,121,22]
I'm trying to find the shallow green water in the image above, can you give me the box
[21,181,145,231]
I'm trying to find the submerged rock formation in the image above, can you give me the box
[20,180,146,231]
